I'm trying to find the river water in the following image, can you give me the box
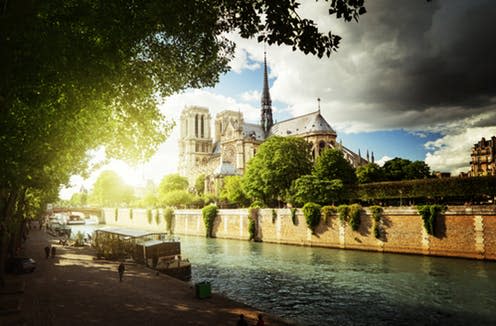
[71,225,496,325]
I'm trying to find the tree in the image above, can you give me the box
[89,171,134,206]
[158,174,189,195]
[242,136,312,206]
[383,158,412,181]
[405,161,431,180]
[220,176,250,207]
[290,175,343,207]
[356,163,386,184]
[313,149,357,185]
[383,158,431,181]
[159,190,194,208]
[0,0,367,283]
[195,174,206,195]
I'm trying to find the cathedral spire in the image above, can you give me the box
[261,51,273,135]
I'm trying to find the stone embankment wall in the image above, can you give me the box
[102,206,496,260]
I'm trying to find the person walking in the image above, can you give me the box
[118,262,125,282]
[50,246,56,258]
[256,314,265,326]
[44,246,50,259]
[236,314,248,326]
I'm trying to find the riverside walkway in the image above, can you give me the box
[1,228,294,325]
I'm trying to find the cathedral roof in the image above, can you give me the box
[213,161,238,176]
[269,111,336,137]
[243,123,266,141]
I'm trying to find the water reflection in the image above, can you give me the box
[181,236,496,326]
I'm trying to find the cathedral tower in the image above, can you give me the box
[260,52,273,136]
[178,106,213,185]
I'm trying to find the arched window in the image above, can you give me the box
[319,141,326,148]
[195,114,199,137]
[201,115,205,138]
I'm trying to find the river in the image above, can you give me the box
[71,225,496,325]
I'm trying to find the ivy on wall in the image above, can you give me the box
[155,208,160,225]
[272,209,277,224]
[370,205,383,239]
[321,205,337,224]
[303,202,321,234]
[337,204,362,231]
[164,207,174,233]
[337,205,349,224]
[129,208,133,220]
[290,208,298,225]
[147,209,152,224]
[202,204,218,238]
[348,204,362,231]
[248,207,259,241]
[417,204,445,236]
[114,208,118,222]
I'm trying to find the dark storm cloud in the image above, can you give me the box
[342,0,496,112]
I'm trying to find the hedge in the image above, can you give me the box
[354,176,496,202]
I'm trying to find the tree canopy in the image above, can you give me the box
[0,0,368,280]
[313,148,357,185]
[158,174,189,195]
[382,158,430,181]
[88,171,134,206]
[242,136,312,206]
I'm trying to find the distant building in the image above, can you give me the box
[178,53,373,193]
[470,136,496,176]
[433,171,451,178]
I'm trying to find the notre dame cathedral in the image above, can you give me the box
[178,54,372,193]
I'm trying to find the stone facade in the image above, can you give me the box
[177,55,371,191]
[470,136,496,176]
[102,206,496,261]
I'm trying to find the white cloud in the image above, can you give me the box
[375,156,393,167]
[241,90,260,102]
[424,126,496,174]
[229,47,261,73]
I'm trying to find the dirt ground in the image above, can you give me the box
[1,228,295,326]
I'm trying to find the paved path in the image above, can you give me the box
[2,228,294,326]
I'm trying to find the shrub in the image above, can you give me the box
[321,205,337,224]
[303,202,322,234]
[370,205,383,238]
[164,207,174,233]
[290,208,298,225]
[147,209,152,224]
[348,204,362,231]
[356,176,496,203]
[202,204,218,237]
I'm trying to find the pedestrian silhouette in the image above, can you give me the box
[44,246,50,259]
[118,262,125,282]
[51,246,56,258]
[236,314,248,326]
[256,314,265,326]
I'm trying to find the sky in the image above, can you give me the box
[60,0,496,199]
